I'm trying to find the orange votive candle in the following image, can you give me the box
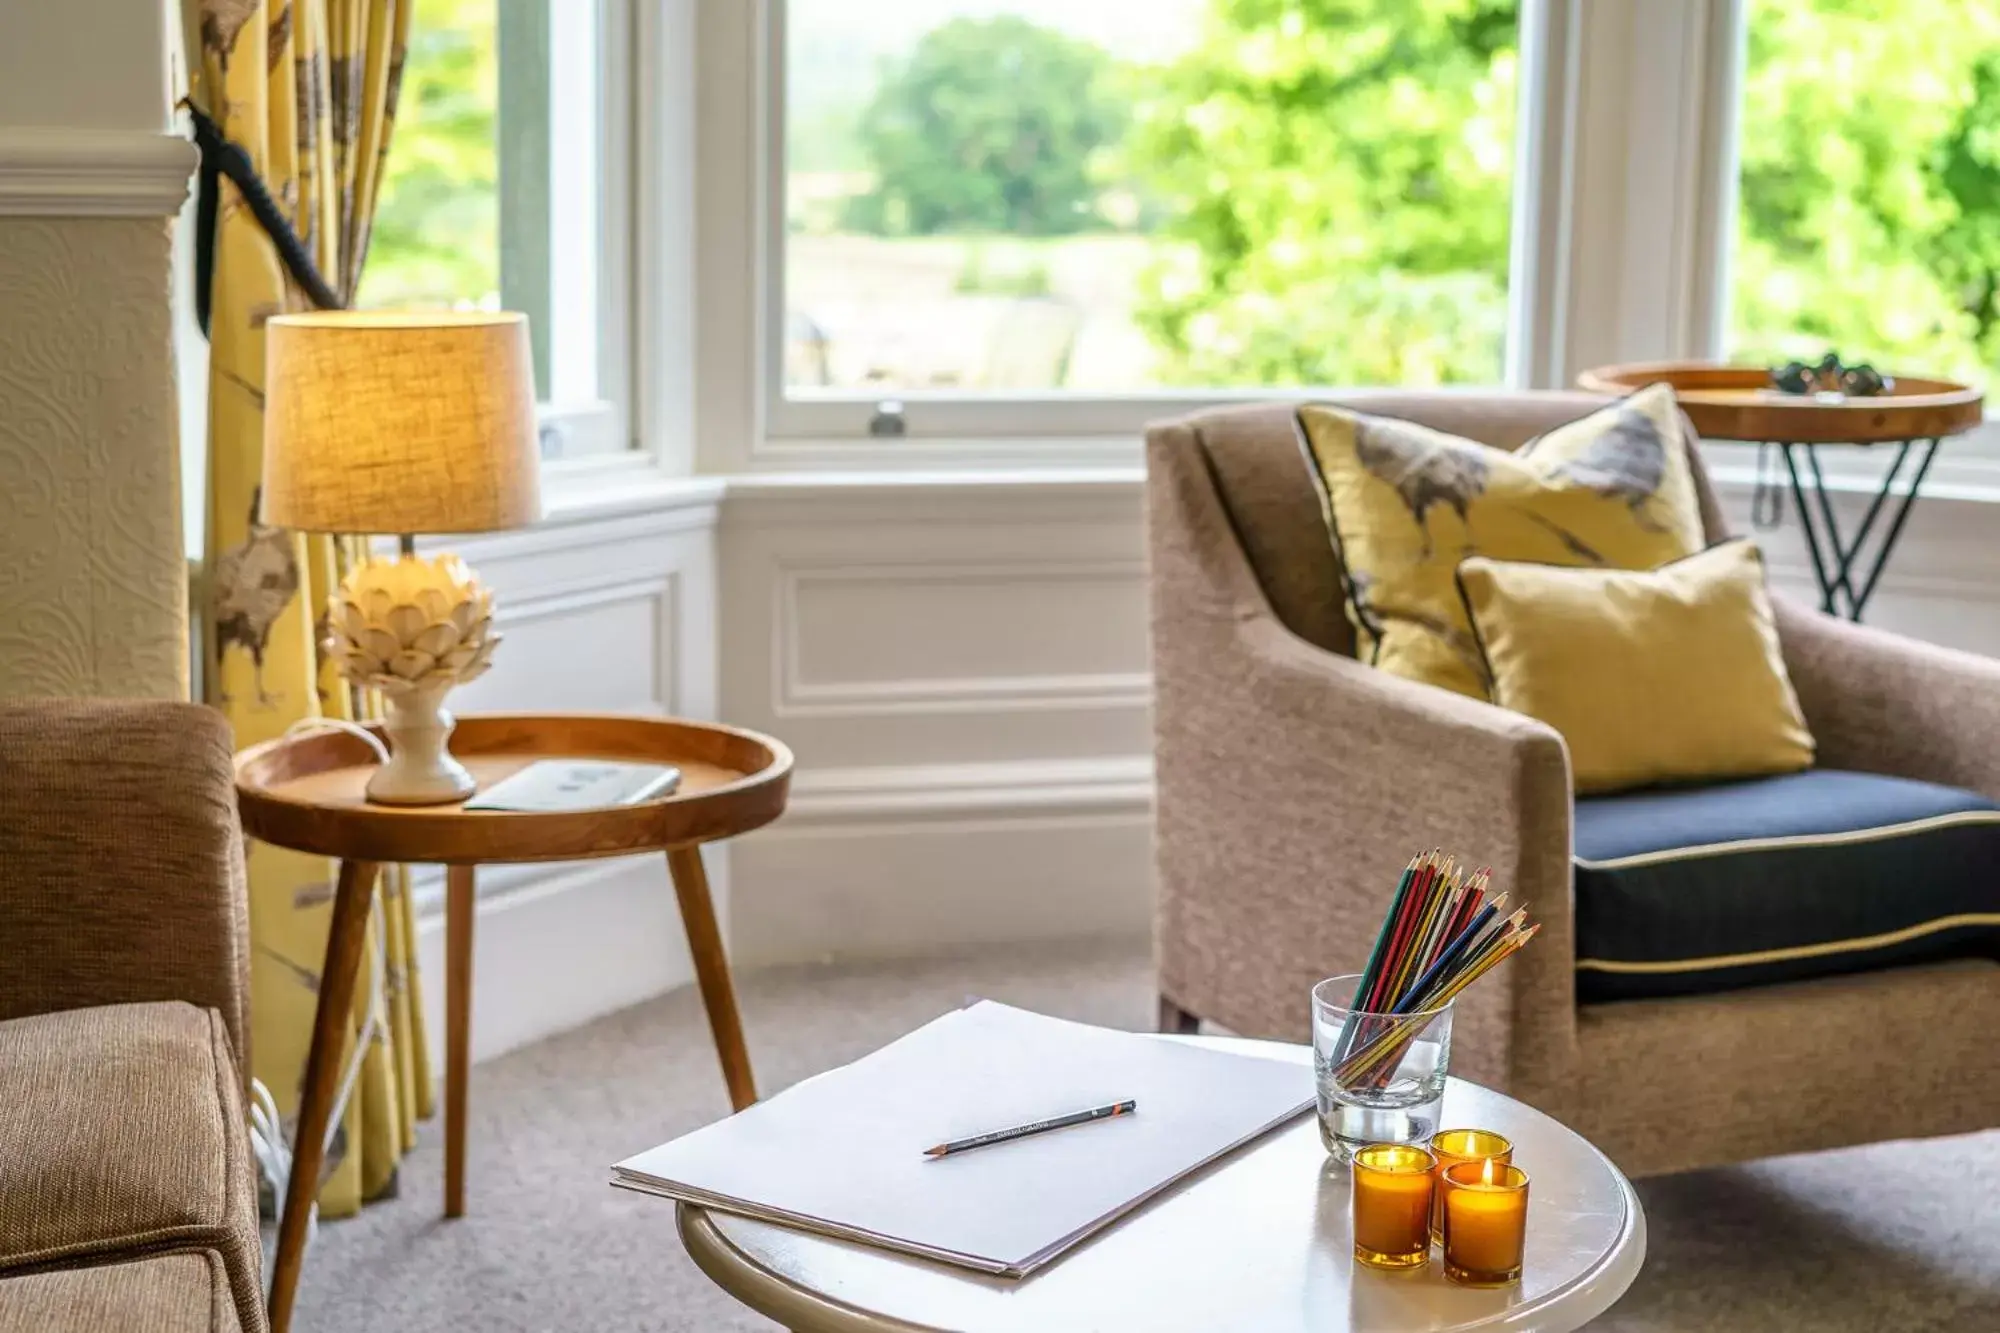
[1351,1143,1436,1271]
[1428,1128,1513,1241]
[1441,1159,1530,1286]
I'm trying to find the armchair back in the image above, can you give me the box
[0,700,251,1066]
[1175,392,1731,657]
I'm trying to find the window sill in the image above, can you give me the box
[722,464,1145,502]
[737,433,1146,476]
[539,458,726,525]
[498,433,2000,532]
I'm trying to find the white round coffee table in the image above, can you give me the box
[677,1037,1645,1332]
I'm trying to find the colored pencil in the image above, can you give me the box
[1396,898,1501,1013]
[1329,851,1540,1089]
[1347,856,1419,1012]
[923,1100,1136,1158]
[1384,856,1452,1004]
[1365,853,1433,1011]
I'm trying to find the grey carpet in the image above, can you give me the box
[298,940,2000,1331]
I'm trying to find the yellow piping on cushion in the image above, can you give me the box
[1576,913,2000,974]
[1573,811,2000,871]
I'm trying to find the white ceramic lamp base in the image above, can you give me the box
[323,551,500,808]
[368,682,477,805]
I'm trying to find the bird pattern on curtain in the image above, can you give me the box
[187,0,431,1218]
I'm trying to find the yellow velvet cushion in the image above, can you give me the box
[1298,384,1706,699]
[1455,538,1816,794]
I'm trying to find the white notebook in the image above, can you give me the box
[610,1001,1311,1277]
[462,760,680,812]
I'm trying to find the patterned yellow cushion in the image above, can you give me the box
[1456,539,1816,794]
[1297,385,1706,699]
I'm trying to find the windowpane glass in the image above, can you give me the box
[1730,1,2000,385]
[360,0,500,317]
[357,0,621,454]
[784,0,1520,395]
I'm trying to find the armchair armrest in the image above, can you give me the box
[1147,422,1580,1114]
[1774,593,2000,801]
[0,700,250,1065]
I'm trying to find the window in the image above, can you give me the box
[360,0,629,459]
[776,0,1522,434]
[1729,0,2000,391]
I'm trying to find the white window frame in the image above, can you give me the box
[680,0,2000,490]
[747,0,1566,458]
[497,0,635,465]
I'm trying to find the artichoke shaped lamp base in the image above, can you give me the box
[324,551,502,808]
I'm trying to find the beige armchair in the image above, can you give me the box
[0,700,265,1332]
[1146,393,2000,1178]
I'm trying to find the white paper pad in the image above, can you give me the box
[611,1001,1311,1277]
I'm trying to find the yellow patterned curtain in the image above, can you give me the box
[187,0,429,1217]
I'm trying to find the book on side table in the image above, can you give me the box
[463,759,680,812]
[611,1001,1311,1277]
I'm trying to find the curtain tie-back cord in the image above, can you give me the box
[180,97,345,337]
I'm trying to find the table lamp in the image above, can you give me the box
[261,310,542,806]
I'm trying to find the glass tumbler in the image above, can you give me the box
[1311,974,1454,1163]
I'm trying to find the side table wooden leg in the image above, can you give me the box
[268,858,380,1333]
[666,845,757,1110]
[445,864,477,1219]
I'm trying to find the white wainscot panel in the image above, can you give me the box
[718,477,1157,965]
[451,578,674,717]
[721,477,1152,769]
[415,852,709,1067]
[779,559,1150,717]
[730,811,1152,967]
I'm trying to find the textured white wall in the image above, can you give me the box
[0,0,190,697]
[0,217,189,696]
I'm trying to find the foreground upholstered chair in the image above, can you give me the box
[0,701,266,1331]
[1146,392,2000,1178]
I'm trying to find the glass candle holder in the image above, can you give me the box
[1441,1160,1530,1287]
[1428,1128,1513,1242]
[1312,974,1454,1163]
[1350,1143,1436,1271]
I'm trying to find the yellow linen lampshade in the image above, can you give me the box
[261,310,542,536]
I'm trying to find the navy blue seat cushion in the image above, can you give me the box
[1573,769,2000,1003]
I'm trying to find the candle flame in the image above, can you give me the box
[1482,1158,1497,1186]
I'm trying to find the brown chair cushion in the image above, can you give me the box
[0,1251,241,1333]
[0,1003,264,1331]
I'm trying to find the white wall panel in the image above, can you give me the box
[778,559,1149,717]
[719,475,1155,963]
[720,475,1152,772]
[452,580,675,718]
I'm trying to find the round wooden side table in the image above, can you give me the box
[677,1039,1645,1333]
[236,713,792,1333]
[1578,360,1984,620]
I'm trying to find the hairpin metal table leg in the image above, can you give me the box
[1775,438,1940,621]
[1852,437,1941,618]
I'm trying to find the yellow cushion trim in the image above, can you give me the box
[1458,538,1815,795]
[1573,811,2000,870]
[1576,913,2000,974]
[1298,383,1705,700]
